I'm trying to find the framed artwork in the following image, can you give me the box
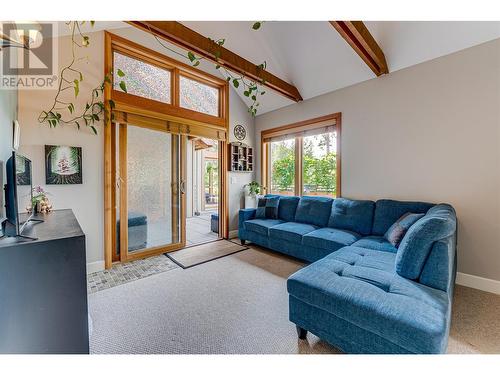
[45,145,83,184]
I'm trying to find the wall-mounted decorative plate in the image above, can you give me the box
[234,124,246,141]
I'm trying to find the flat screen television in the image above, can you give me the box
[3,151,41,239]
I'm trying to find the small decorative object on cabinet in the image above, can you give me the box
[228,142,253,172]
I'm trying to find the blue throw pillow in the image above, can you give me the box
[255,196,279,219]
[384,212,424,248]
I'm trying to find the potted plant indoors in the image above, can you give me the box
[243,181,262,208]
[31,186,52,213]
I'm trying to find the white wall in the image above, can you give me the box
[255,38,500,282]
[228,89,255,232]
[18,31,105,271]
[17,28,255,271]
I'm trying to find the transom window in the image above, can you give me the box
[179,75,219,116]
[107,32,228,129]
[113,52,172,104]
[262,113,341,198]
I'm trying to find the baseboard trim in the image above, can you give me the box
[87,260,105,274]
[456,272,500,295]
[228,230,239,239]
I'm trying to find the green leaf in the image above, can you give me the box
[119,81,127,93]
[251,95,256,101]
[68,103,74,114]
[117,69,125,77]
[92,114,100,121]
[243,91,250,97]
[104,75,112,84]
[232,79,239,88]
[73,79,79,97]
[193,60,200,67]
[90,125,98,135]
[261,91,266,95]
[75,121,80,129]
[90,21,95,27]
[252,22,262,30]
[187,51,196,62]
[226,77,231,82]
[79,72,83,81]
[108,99,115,109]
[215,64,221,69]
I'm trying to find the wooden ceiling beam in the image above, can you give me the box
[330,21,388,76]
[128,21,303,102]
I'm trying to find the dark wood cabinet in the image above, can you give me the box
[0,209,89,354]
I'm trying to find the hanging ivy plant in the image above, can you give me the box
[149,21,267,117]
[39,21,266,134]
[38,21,126,134]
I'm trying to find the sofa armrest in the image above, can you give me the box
[239,208,256,229]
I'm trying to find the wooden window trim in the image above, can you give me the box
[261,112,342,198]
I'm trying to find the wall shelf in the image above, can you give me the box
[228,142,253,172]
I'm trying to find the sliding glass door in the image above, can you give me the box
[117,123,185,261]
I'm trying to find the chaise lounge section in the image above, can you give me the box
[238,196,457,354]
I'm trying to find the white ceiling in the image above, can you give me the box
[57,21,500,116]
[182,21,500,115]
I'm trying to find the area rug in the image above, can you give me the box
[165,239,248,268]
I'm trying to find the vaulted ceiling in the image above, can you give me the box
[58,21,500,115]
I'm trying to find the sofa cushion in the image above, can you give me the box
[372,200,434,236]
[294,196,333,227]
[244,219,284,236]
[396,204,457,280]
[302,228,361,251]
[255,196,280,219]
[287,246,450,354]
[384,212,425,247]
[278,196,301,222]
[328,198,375,235]
[269,222,318,243]
[265,194,301,222]
[352,236,398,253]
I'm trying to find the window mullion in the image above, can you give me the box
[295,136,303,196]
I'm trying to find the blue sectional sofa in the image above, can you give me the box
[238,195,457,354]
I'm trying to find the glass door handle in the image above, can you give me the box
[180,180,186,194]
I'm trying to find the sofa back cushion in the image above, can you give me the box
[294,196,333,227]
[328,198,375,235]
[265,194,301,222]
[395,204,457,280]
[372,199,434,236]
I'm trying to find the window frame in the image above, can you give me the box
[106,32,229,129]
[261,113,342,198]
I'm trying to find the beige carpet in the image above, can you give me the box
[165,239,247,268]
[88,245,500,354]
